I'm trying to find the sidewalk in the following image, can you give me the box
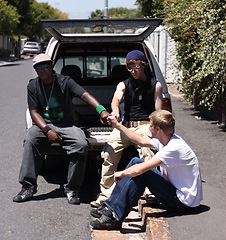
[0,55,31,67]
[0,55,19,65]
[167,83,182,99]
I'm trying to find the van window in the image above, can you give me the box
[54,56,83,75]
[87,56,107,78]
[54,55,127,84]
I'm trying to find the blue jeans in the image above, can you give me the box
[105,157,189,222]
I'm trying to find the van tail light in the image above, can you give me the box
[163,98,172,111]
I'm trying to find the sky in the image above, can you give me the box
[36,0,137,19]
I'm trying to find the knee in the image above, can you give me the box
[129,157,144,166]
[79,140,88,155]
[24,133,38,147]
[25,126,42,145]
[80,139,88,149]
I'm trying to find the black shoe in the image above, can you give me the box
[65,191,80,205]
[90,213,122,230]
[13,188,33,202]
[90,204,107,218]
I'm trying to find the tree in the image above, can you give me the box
[27,1,68,41]
[7,0,33,35]
[135,0,165,17]
[4,0,68,41]
[0,0,20,35]
[164,0,225,116]
[89,7,141,19]
[89,7,141,33]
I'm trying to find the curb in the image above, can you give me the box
[91,206,146,240]
[139,199,171,240]
[91,199,171,240]
[0,55,32,67]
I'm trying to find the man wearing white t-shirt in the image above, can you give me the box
[90,110,203,230]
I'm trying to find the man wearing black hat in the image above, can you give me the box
[91,50,163,207]
[13,53,109,205]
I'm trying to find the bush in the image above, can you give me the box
[0,48,10,59]
[164,0,225,112]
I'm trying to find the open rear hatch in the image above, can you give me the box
[41,18,163,43]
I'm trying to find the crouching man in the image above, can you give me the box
[90,110,203,230]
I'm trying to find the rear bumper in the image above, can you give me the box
[21,49,40,54]
[87,132,111,151]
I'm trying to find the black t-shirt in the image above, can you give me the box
[27,73,86,123]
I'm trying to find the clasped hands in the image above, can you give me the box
[100,110,120,125]
[106,113,119,127]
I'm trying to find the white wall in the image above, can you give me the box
[0,35,8,49]
[148,26,182,83]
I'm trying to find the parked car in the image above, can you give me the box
[21,41,40,55]
[38,18,172,151]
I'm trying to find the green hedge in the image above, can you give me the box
[164,0,225,111]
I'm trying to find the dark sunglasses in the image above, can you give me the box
[35,64,50,72]
[127,65,141,72]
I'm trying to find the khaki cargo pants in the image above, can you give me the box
[99,123,154,201]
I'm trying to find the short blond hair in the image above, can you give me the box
[149,110,175,136]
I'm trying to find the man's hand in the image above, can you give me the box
[114,171,124,185]
[47,130,63,144]
[111,109,120,121]
[100,110,110,124]
[107,115,120,128]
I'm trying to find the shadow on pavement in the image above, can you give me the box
[33,185,65,201]
[37,145,139,204]
[144,204,210,219]
[37,153,102,204]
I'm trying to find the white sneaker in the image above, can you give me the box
[90,198,104,208]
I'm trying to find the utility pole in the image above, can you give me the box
[104,0,108,33]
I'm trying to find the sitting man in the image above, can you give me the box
[91,50,163,207]
[90,110,203,230]
[13,54,109,205]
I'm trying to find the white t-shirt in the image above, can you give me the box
[150,134,203,207]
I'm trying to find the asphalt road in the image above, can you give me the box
[0,58,225,240]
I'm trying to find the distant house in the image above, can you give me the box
[0,35,8,50]
[148,26,182,83]
[0,35,16,57]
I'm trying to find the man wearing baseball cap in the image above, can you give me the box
[13,53,110,205]
[91,50,163,207]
